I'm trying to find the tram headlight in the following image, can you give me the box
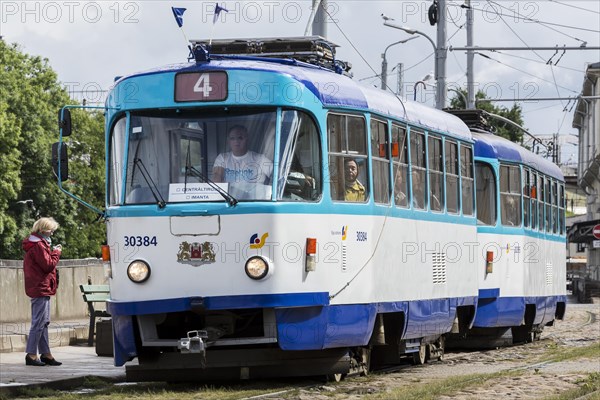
[127,260,151,283]
[245,256,270,280]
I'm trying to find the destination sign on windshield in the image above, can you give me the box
[175,71,227,102]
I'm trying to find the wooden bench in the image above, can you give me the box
[79,284,111,346]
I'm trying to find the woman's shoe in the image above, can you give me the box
[40,355,62,366]
[25,356,46,366]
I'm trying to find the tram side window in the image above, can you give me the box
[545,177,551,232]
[277,110,321,201]
[410,130,427,210]
[523,168,530,228]
[475,161,496,226]
[461,145,475,215]
[552,180,558,234]
[531,171,538,230]
[328,114,368,202]
[428,135,443,212]
[445,141,459,214]
[538,175,545,231]
[500,164,522,227]
[559,184,565,235]
[392,124,409,208]
[370,119,390,204]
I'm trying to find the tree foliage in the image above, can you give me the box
[0,41,106,259]
[448,88,524,143]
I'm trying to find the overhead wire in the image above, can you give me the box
[484,0,572,108]
[487,50,585,73]
[475,52,579,94]
[447,2,600,34]
[481,0,592,45]
[546,0,600,14]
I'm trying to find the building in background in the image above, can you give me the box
[567,62,600,302]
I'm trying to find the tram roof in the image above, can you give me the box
[473,132,563,180]
[118,57,472,142]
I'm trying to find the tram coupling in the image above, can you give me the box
[178,330,209,365]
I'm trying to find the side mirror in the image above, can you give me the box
[52,142,69,182]
[58,108,72,137]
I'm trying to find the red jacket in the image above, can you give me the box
[22,233,61,298]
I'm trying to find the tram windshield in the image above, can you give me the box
[109,108,321,205]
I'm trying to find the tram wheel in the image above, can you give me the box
[412,343,427,365]
[325,373,345,383]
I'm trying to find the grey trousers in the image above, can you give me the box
[26,296,51,355]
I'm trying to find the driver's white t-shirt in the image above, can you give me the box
[213,151,272,184]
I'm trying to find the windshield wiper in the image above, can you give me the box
[133,158,166,208]
[184,144,238,207]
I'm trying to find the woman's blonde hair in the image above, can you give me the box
[32,217,59,234]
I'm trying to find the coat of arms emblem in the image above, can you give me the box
[177,241,216,266]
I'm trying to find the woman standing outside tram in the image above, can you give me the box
[22,217,63,366]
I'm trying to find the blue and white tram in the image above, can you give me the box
[53,37,563,380]
[467,129,567,343]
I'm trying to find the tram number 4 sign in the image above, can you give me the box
[593,224,600,240]
[175,71,227,102]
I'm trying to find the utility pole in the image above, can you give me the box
[436,0,447,109]
[397,63,404,96]
[381,55,388,91]
[466,0,475,109]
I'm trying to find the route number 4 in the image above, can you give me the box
[193,74,213,97]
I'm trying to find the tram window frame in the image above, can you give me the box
[445,140,459,214]
[392,123,409,208]
[370,118,391,204]
[500,164,522,227]
[523,167,530,228]
[538,175,545,232]
[531,171,538,230]
[552,180,558,234]
[327,113,369,202]
[428,135,444,212]
[545,177,551,232]
[475,161,497,226]
[410,129,427,210]
[559,183,565,235]
[109,116,127,206]
[460,145,475,216]
[277,109,322,202]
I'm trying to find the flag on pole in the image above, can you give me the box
[171,7,187,28]
[213,3,228,24]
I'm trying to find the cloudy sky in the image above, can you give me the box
[2,1,599,166]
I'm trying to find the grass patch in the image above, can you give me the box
[542,373,600,400]
[367,371,518,400]
[5,381,299,400]
[542,342,600,363]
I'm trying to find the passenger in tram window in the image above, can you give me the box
[213,125,273,184]
[394,170,408,207]
[411,169,426,209]
[344,158,366,202]
[502,195,519,226]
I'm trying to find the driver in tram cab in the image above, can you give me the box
[212,125,272,184]
[344,158,366,202]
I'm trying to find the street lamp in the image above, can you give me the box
[413,74,434,102]
[384,19,446,109]
[381,36,417,91]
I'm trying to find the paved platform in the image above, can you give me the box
[0,343,128,396]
